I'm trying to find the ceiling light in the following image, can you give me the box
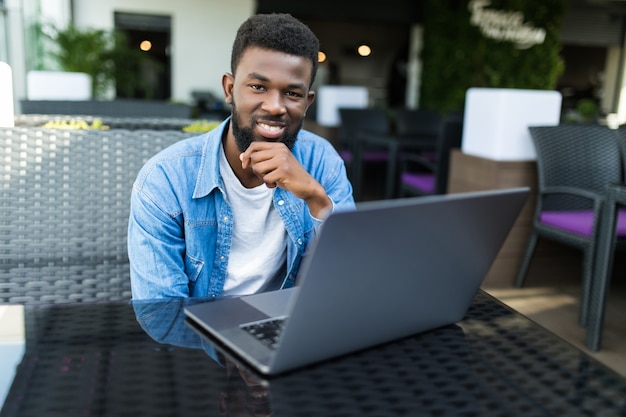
[357,44,371,57]
[140,40,152,52]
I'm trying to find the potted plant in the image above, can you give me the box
[44,24,147,99]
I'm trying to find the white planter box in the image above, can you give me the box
[316,85,368,127]
[0,62,14,127]
[27,70,92,100]
[461,88,562,161]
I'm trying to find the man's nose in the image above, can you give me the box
[262,90,287,115]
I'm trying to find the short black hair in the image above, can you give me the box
[230,13,320,87]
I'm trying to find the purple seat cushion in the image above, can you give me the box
[401,172,435,194]
[540,209,626,237]
[339,149,353,163]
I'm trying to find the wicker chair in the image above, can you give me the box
[584,183,626,350]
[585,128,626,350]
[394,108,442,141]
[337,108,390,200]
[514,124,625,326]
[399,113,463,196]
[0,127,195,304]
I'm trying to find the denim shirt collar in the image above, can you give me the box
[193,118,230,199]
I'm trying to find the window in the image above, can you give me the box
[0,2,7,63]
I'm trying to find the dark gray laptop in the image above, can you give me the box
[185,188,529,376]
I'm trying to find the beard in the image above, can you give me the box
[230,101,302,153]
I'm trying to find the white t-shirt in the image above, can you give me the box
[218,144,288,296]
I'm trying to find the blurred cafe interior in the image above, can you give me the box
[1,1,626,413]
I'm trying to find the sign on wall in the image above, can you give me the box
[468,0,546,49]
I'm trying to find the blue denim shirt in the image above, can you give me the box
[128,119,355,300]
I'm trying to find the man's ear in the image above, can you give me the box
[218,392,228,414]
[305,90,315,113]
[222,73,234,105]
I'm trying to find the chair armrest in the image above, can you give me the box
[542,186,603,203]
[541,186,604,217]
[355,132,398,148]
[401,152,436,172]
[606,183,626,205]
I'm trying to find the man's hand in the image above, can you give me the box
[240,141,332,218]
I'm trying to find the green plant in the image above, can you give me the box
[182,120,221,133]
[576,99,598,122]
[43,118,109,130]
[420,0,566,114]
[44,24,148,99]
[44,25,114,98]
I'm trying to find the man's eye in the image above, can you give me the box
[286,91,303,98]
[250,85,265,91]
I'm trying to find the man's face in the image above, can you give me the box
[223,47,315,152]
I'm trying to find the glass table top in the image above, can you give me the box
[1,291,625,417]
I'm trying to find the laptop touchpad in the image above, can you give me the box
[244,287,297,317]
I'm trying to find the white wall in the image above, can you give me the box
[40,0,71,28]
[5,0,26,111]
[603,46,620,114]
[72,0,254,103]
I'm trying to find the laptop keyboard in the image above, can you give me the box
[240,316,288,350]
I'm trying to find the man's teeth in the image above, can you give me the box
[259,123,281,132]
[249,391,268,400]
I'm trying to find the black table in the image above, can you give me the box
[2,291,626,417]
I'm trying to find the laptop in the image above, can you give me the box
[185,187,529,376]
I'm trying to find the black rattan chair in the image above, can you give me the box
[399,113,463,196]
[585,183,626,350]
[0,127,196,304]
[585,128,626,350]
[515,124,624,326]
[338,108,390,200]
[394,108,441,142]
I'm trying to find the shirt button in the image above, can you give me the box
[297,238,303,245]
[220,255,225,261]
[223,216,229,222]
[277,200,285,206]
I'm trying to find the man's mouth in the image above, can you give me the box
[256,121,286,140]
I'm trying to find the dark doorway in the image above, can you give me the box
[114,12,172,100]
[557,44,608,114]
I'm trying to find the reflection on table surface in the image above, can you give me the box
[0,305,25,408]
[2,291,626,417]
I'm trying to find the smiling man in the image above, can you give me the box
[128,14,355,300]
